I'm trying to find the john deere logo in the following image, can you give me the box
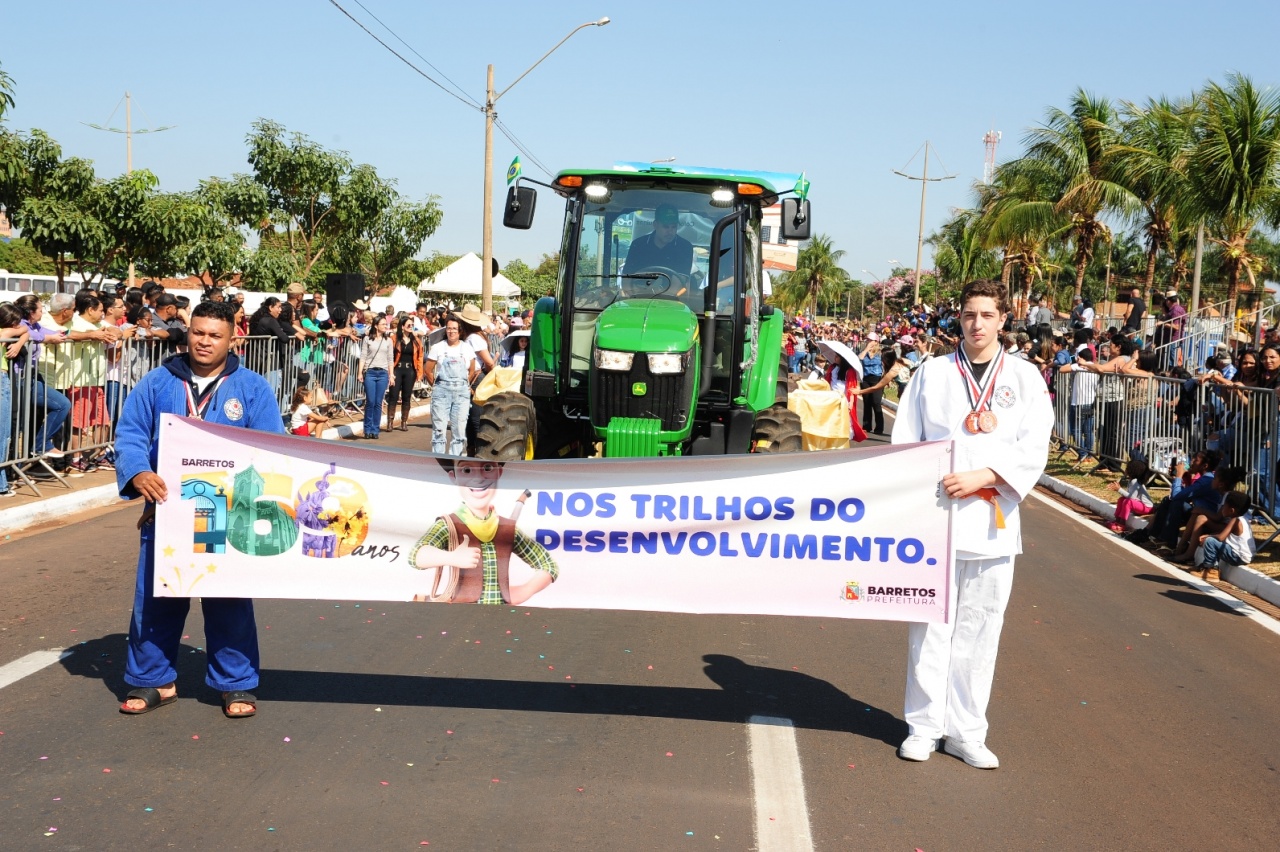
[632,382,647,396]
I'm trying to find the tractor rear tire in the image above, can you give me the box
[751,404,804,454]
[474,392,537,461]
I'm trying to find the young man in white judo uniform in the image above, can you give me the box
[890,279,1054,769]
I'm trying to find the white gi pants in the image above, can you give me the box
[904,555,1014,743]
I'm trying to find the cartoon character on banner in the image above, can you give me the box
[409,459,559,604]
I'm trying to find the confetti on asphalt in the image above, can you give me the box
[144,807,153,812]
[686,831,694,836]
[647,665,654,670]
[283,737,291,743]
[191,735,199,740]
[666,752,674,757]
[380,781,389,786]
[267,828,275,832]
[491,778,500,783]
[375,708,382,712]
[39,756,47,760]
[103,768,111,773]
[577,787,584,792]
[446,730,453,735]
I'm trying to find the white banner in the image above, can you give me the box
[154,415,955,622]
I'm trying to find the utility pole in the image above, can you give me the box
[84,92,174,288]
[1190,220,1204,317]
[894,142,955,307]
[481,17,609,316]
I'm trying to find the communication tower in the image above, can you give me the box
[983,129,1002,184]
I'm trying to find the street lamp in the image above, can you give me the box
[863,260,899,321]
[481,16,610,315]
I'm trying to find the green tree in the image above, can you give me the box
[1013,88,1138,297]
[331,164,443,291]
[1110,96,1197,294]
[503,254,558,299]
[0,60,14,124]
[927,208,1002,288]
[1186,73,1280,317]
[0,237,56,274]
[772,234,850,317]
[245,119,351,282]
[974,160,1068,311]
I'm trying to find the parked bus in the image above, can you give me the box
[0,269,124,303]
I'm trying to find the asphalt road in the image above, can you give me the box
[2,422,1278,851]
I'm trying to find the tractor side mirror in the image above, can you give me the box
[504,185,537,230]
[780,198,810,241]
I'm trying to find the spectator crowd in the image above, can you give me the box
[0,280,528,496]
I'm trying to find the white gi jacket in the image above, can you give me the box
[891,351,1055,558]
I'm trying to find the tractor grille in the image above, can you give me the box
[591,354,692,433]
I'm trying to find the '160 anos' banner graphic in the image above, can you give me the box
[153,415,956,623]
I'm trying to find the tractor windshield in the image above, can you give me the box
[571,183,738,316]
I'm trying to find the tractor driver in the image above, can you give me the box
[622,204,695,282]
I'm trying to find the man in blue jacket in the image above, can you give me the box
[116,301,285,719]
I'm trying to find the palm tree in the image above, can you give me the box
[1186,73,1280,318]
[927,208,1002,287]
[1016,89,1139,297]
[973,160,1068,313]
[1109,95,1198,295]
[774,233,850,318]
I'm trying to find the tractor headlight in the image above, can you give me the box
[594,349,635,371]
[647,353,684,374]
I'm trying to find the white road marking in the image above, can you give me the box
[0,649,73,690]
[1028,489,1280,639]
[748,714,815,852]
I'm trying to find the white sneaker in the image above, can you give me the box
[898,734,938,761]
[43,448,65,460]
[943,737,999,769]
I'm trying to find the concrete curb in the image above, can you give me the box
[0,484,123,538]
[319,402,432,440]
[886,397,1280,609]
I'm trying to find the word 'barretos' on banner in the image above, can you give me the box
[153,415,956,623]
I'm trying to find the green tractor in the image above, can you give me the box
[476,163,812,459]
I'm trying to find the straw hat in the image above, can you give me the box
[456,303,489,327]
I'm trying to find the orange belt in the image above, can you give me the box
[974,487,1006,530]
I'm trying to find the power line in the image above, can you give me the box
[329,0,556,178]
[327,0,481,113]
[495,118,552,176]
[349,0,481,109]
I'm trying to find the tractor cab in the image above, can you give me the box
[489,163,811,458]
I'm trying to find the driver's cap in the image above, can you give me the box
[655,204,679,225]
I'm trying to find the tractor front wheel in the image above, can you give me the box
[474,393,537,461]
[751,405,804,453]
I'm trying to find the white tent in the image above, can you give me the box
[418,252,521,298]
[370,285,419,315]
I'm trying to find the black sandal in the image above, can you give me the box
[119,687,177,715]
[222,690,257,719]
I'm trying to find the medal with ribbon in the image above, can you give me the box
[184,374,229,421]
[954,346,1005,434]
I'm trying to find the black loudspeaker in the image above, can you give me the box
[324,273,366,308]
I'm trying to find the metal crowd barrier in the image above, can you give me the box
[1,333,378,497]
[1051,370,1280,517]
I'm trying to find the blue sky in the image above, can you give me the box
[3,0,1279,281]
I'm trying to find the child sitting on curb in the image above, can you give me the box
[1108,453,1155,533]
[290,387,331,438]
[1192,490,1254,582]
